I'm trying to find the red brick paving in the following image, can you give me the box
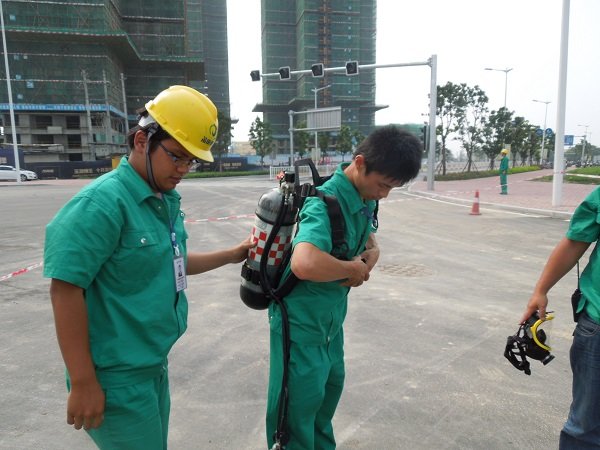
[409,169,598,216]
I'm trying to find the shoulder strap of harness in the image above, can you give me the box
[273,160,347,299]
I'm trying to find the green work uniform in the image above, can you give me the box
[267,163,376,449]
[566,187,600,323]
[499,155,509,194]
[44,157,188,450]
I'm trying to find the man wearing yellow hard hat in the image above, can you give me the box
[44,86,254,449]
[499,148,509,195]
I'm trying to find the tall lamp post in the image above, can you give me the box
[533,99,551,164]
[485,67,513,149]
[0,0,21,184]
[311,84,331,163]
[485,67,513,110]
[578,124,589,165]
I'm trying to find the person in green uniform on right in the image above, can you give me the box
[266,126,422,449]
[520,186,600,448]
[499,148,509,194]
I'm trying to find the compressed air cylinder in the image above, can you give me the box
[240,187,296,309]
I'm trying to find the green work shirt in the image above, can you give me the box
[44,157,188,383]
[269,163,376,345]
[499,155,509,172]
[567,186,600,322]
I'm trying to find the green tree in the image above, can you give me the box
[318,132,330,161]
[482,107,513,169]
[507,116,531,166]
[337,125,353,161]
[436,82,467,174]
[248,116,273,166]
[457,85,489,172]
[352,129,364,149]
[295,120,310,159]
[568,137,599,165]
[523,125,541,166]
[544,133,557,163]
[212,111,232,172]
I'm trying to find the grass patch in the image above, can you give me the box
[567,167,600,176]
[534,174,600,185]
[435,165,541,181]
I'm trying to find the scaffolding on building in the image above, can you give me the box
[0,1,205,116]
[256,0,378,151]
[0,0,229,162]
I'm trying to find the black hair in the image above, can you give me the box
[353,125,422,185]
[126,107,171,151]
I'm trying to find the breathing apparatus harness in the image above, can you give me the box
[504,311,555,375]
[240,159,377,449]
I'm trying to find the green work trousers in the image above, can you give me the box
[266,330,345,450]
[500,172,508,194]
[85,366,170,450]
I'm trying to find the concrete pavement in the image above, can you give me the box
[0,171,595,449]
[409,168,597,219]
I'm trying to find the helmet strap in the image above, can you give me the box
[143,123,161,192]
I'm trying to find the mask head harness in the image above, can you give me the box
[504,311,555,375]
[137,113,162,192]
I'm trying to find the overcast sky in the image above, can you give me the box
[226,0,599,153]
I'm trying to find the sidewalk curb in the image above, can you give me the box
[407,188,573,220]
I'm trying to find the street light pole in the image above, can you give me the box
[485,67,513,149]
[0,0,22,184]
[485,67,513,109]
[533,99,551,164]
[311,84,331,163]
[578,124,589,165]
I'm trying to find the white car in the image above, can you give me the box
[0,165,38,181]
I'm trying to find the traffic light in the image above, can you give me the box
[311,63,324,78]
[278,66,291,80]
[250,70,261,82]
[345,60,359,76]
[421,125,428,149]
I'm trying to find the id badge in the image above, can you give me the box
[173,256,187,292]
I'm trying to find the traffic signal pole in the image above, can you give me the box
[252,55,438,190]
[427,55,437,191]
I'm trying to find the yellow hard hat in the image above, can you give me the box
[143,85,218,162]
[501,149,509,154]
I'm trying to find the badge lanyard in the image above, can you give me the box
[163,196,187,294]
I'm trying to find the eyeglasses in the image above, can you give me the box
[157,141,201,169]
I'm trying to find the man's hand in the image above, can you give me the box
[50,279,103,430]
[520,292,549,324]
[230,236,257,264]
[357,234,379,282]
[67,379,105,430]
[340,257,370,287]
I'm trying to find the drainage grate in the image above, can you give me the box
[378,263,432,277]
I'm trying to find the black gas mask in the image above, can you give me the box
[504,311,555,375]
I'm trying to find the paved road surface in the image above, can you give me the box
[0,173,591,449]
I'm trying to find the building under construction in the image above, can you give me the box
[254,0,381,154]
[0,0,230,163]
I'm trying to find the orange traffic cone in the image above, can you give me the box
[470,190,481,215]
